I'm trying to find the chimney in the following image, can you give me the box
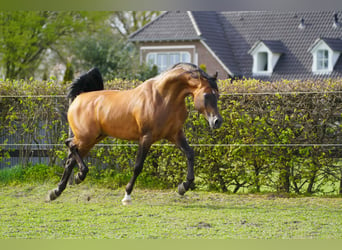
[333,13,340,28]
[298,18,306,29]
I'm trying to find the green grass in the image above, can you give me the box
[1,183,342,239]
[0,164,62,185]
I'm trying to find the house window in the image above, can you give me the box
[257,52,268,71]
[316,49,329,70]
[309,38,342,75]
[146,52,191,72]
[248,41,284,77]
[157,53,168,72]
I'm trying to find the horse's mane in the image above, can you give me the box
[171,62,198,72]
[169,63,218,91]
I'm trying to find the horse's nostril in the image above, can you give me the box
[214,117,222,128]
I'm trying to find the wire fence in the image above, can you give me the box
[2,90,342,98]
[1,91,342,168]
[2,143,342,148]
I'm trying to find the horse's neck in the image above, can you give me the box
[154,74,193,103]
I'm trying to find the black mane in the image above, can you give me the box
[171,63,218,91]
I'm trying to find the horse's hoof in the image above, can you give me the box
[178,182,187,196]
[122,192,132,205]
[47,189,58,201]
[74,173,82,185]
[122,199,132,206]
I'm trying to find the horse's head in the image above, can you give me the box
[192,71,222,129]
[173,63,222,129]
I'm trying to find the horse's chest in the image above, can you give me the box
[151,109,187,138]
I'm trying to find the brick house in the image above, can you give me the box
[129,11,342,80]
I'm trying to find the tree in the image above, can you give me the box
[72,31,158,81]
[109,11,161,38]
[0,11,160,80]
[0,11,109,80]
[63,62,74,84]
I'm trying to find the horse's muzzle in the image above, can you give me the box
[208,115,223,129]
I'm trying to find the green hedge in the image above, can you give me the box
[1,78,342,194]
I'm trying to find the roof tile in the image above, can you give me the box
[129,11,200,42]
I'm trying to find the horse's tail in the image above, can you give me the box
[67,67,104,101]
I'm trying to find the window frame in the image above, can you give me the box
[256,52,269,72]
[311,47,333,74]
[310,39,341,75]
[146,51,191,72]
[316,49,329,70]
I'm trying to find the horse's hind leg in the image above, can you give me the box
[48,137,96,201]
[65,138,89,185]
[48,152,76,201]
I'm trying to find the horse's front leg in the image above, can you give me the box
[174,131,195,196]
[122,135,152,205]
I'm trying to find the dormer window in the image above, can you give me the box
[309,38,342,74]
[317,49,329,70]
[257,52,268,71]
[248,40,285,77]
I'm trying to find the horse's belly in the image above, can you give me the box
[104,127,140,141]
[100,116,140,141]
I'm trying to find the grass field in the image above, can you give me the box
[1,183,342,239]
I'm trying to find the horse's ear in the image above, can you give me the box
[212,72,218,80]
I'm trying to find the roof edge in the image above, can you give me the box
[308,37,342,52]
[128,11,168,41]
[200,40,235,77]
[129,38,201,42]
[248,40,286,54]
[187,11,202,37]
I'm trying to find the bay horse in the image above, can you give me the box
[48,63,222,204]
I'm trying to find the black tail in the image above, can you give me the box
[67,67,104,101]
